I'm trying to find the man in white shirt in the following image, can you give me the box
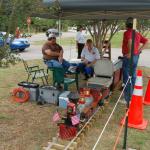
[79,39,100,80]
[76,26,86,59]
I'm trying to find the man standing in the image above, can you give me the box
[80,39,100,80]
[42,34,70,71]
[122,17,149,102]
[76,26,86,59]
[15,27,21,38]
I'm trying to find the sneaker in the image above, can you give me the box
[68,66,77,73]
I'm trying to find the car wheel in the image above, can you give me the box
[19,48,25,52]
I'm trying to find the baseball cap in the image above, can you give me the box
[48,34,56,40]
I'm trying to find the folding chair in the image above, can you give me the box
[22,60,48,85]
[51,67,78,91]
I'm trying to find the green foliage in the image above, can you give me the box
[32,17,56,32]
[0,0,42,33]
[0,46,21,67]
[137,19,150,36]
[0,0,39,68]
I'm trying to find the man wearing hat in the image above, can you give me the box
[42,34,70,70]
[122,17,149,102]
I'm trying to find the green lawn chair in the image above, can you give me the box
[50,67,78,91]
[23,60,48,85]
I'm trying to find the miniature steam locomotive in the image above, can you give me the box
[59,87,110,140]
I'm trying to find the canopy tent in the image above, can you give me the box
[42,0,150,19]
[42,1,150,150]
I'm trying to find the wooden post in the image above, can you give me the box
[133,18,137,30]
[27,17,31,34]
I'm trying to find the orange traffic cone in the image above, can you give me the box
[143,77,150,105]
[121,70,148,130]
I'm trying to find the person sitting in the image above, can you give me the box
[79,39,100,80]
[42,34,70,71]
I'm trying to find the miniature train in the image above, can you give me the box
[58,58,123,140]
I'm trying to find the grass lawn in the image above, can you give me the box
[0,60,150,150]
[0,60,58,150]
[111,32,123,48]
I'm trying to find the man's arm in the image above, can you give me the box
[87,59,97,67]
[139,39,149,53]
[44,49,60,57]
[126,38,149,58]
[59,49,63,57]
[81,57,88,64]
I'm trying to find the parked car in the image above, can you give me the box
[0,31,7,36]
[46,28,62,37]
[0,32,14,45]
[21,33,32,38]
[68,27,77,32]
[9,38,30,51]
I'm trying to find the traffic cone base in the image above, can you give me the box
[143,101,150,105]
[120,70,148,130]
[120,118,148,130]
[143,80,150,105]
[128,119,148,130]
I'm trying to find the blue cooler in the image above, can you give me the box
[59,91,70,109]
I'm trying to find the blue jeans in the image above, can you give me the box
[78,62,94,76]
[45,59,70,71]
[123,55,139,102]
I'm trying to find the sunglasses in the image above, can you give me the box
[48,37,56,40]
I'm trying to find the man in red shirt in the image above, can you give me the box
[122,17,148,102]
[15,27,21,38]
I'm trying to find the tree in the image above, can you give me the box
[86,20,121,56]
[137,20,150,37]
[0,0,38,67]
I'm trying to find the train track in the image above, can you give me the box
[43,102,110,150]
[43,83,121,150]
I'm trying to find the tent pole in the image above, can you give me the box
[123,18,137,150]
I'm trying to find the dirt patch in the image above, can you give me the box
[0,97,60,150]
[0,63,150,150]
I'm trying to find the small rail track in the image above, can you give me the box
[43,106,105,150]
[43,84,121,150]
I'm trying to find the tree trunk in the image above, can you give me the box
[87,20,120,57]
